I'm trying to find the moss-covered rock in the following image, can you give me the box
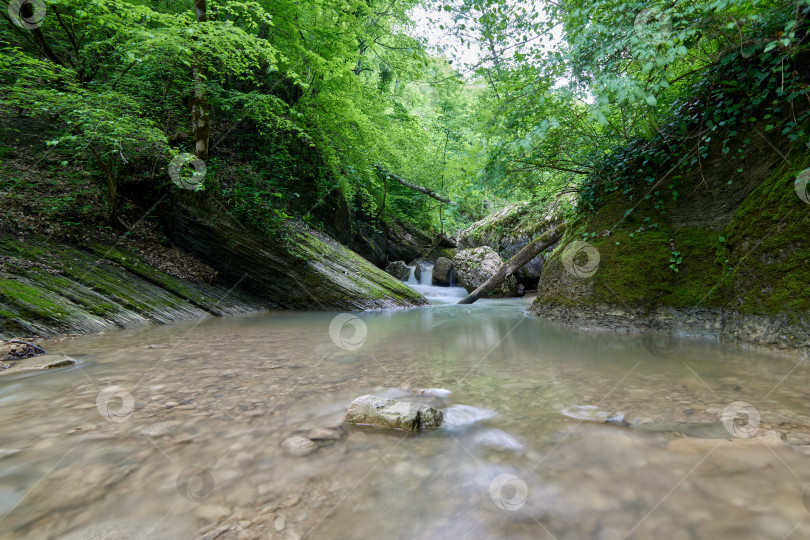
[530,141,810,349]
[0,237,267,338]
[164,194,428,310]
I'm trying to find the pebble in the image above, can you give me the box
[274,514,286,532]
[416,388,452,398]
[281,437,317,456]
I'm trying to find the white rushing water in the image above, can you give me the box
[404,263,468,304]
[406,265,417,284]
[419,263,433,285]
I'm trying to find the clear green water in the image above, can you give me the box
[1,299,809,539]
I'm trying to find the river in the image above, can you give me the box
[1,296,809,539]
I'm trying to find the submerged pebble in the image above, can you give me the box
[281,437,317,456]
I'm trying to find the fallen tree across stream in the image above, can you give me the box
[375,165,453,205]
[457,222,567,305]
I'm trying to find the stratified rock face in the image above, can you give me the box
[345,395,443,431]
[0,238,267,339]
[432,257,453,285]
[453,247,517,296]
[385,220,457,264]
[386,220,434,264]
[384,261,410,281]
[167,195,428,311]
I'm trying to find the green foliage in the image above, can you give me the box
[669,250,682,273]
[2,0,807,245]
[439,0,810,226]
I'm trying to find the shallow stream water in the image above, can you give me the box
[1,298,810,539]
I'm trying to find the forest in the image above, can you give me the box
[2,0,805,237]
[2,1,810,539]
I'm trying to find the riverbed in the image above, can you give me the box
[1,298,810,539]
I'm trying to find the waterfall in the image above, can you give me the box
[406,265,417,284]
[419,263,434,286]
[448,267,457,287]
[400,261,468,304]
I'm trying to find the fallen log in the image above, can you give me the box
[375,165,453,205]
[457,222,566,305]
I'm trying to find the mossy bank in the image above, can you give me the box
[530,142,810,350]
[0,195,428,339]
[0,237,268,338]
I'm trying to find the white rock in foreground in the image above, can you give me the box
[345,395,443,431]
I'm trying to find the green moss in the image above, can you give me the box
[540,150,809,323]
[724,157,810,317]
[25,271,124,317]
[429,247,457,260]
[0,238,194,315]
[0,276,73,320]
[288,228,423,302]
[86,244,215,309]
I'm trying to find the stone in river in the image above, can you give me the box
[384,261,410,281]
[344,395,442,431]
[306,428,344,441]
[281,436,317,456]
[0,354,77,375]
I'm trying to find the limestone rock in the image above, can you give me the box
[456,203,562,280]
[0,354,77,375]
[432,257,454,285]
[385,220,435,264]
[384,261,410,281]
[345,395,442,431]
[168,196,429,311]
[453,247,517,296]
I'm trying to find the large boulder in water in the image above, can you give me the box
[386,220,435,263]
[453,247,517,296]
[345,395,443,431]
[384,261,409,281]
[432,257,454,285]
[386,220,457,264]
[456,203,564,280]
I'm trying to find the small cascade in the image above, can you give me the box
[419,263,434,286]
[406,265,418,284]
[448,267,457,288]
[400,262,468,305]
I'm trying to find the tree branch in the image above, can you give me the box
[375,165,453,204]
[458,222,566,305]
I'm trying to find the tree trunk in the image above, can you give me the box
[191,0,210,161]
[375,165,453,204]
[457,222,566,305]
